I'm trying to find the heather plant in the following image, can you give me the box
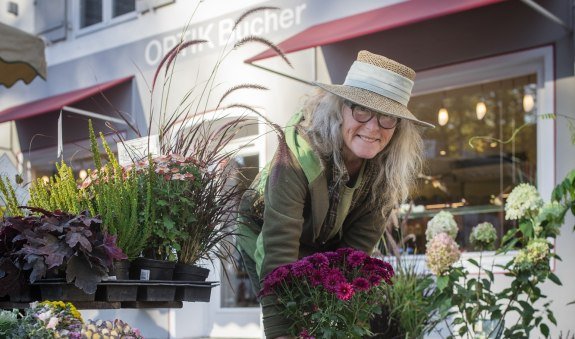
[0,175,21,216]
[260,248,394,338]
[113,6,291,266]
[83,120,153,260]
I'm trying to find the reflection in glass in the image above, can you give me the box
[406,74,538,252]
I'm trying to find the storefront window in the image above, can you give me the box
[404,74,537,253]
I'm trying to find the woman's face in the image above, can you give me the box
[341,103,396,163]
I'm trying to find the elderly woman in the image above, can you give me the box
[237,50,433,338]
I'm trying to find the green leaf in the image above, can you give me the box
[547,272,562,286]
[468,258,479,267]
[540,323,549,337]
[436,275,449,291]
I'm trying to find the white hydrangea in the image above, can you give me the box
[426,211,458,241]
[505,183,543,220]
[469,222,497,250]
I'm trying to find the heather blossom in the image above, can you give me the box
[260,248,394,338]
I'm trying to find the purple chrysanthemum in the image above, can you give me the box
[352,277,370,292]
[306,253,330,267]
[335,282,355,301]
[347,250,368,268]
[291,260,313,277]
[323,270,346,293]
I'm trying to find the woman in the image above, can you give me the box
[237,50,433,338]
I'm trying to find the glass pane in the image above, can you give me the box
[112,0,135,17]
[404,74,537,253]
[79,0,103,28]
[220,154,260,308]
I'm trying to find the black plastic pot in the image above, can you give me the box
[96,283,138,302]
[175,285,212,302]
[173,263,210,281]
[129,258,175,280]
[111,260,131,280]
[368,307,404,339]
[137,284,176,301]
[38,282,95,302]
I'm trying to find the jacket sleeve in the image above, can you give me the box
[340,200,386,254]
[260,152,308,338]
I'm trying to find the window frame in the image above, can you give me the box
[75,0,137,36]
[403,46,555,272]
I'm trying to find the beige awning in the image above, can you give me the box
[0,22,47,88]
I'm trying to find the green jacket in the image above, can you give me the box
[237,112,385,338]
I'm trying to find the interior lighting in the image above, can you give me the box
[437,108,449,126]
[476,101,487,120]
[523,93,535,112]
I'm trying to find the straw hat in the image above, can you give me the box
[314,50,434,128]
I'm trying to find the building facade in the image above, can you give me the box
[1,0,574,337]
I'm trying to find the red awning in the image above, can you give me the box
[0,76,133,123]
[246,0,506,63]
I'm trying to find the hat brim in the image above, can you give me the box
[313,82,435,128]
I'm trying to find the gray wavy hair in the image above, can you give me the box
[300,89,424,216]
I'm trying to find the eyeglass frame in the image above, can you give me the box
[344,100,400,129]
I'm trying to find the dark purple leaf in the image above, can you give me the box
[66,255,104,294]
[66,230,92,252]
[102,233,128,263]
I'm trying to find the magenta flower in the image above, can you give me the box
[335,282,355,301]
[352,277,370,292]
[259,248,393,337]
[306,253,329,267]
[347,250,368,268]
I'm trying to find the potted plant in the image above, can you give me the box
[0,208,127,297]
[27,121,155,279]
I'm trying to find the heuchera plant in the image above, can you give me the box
[0,208,127,295]
[260,248,394,338]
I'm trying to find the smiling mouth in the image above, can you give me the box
[358,135,380,143]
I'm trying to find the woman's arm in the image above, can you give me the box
[259,152,308,338]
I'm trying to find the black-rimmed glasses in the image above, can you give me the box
[345,101,400,129]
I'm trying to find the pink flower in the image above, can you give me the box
[291,260,313,277]
[352,277,370,292]
[347,250,368,268]
[306,253,329,267]
[46,316,59,329]
[335,282,355,301]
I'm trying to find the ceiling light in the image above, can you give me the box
[476,101,487,120]
[523,94,535,112]
[437,108,449,126]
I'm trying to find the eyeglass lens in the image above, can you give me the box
[351,105,398,129]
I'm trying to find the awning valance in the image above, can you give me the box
[246,0,506,63]
[0,22,47,88]
[0,76,133,124]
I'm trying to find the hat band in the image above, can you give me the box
[343,61,414,106]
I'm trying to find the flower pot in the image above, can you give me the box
[137,284,176,301]
[173,263,210,281]
[38,282,95,301]
[175,284,213,302]
[368,307,404,339]
[96,282,138,302]
[129,258,176,280]
[111,259,131,280]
